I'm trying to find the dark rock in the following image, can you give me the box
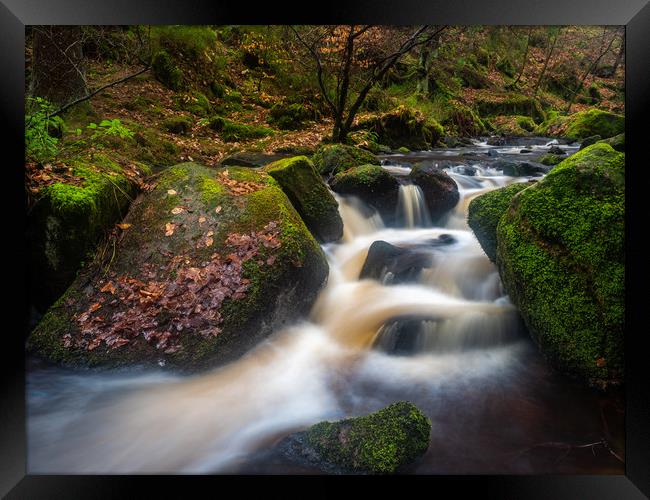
[359,240,434,283]
[220,151,291,168]
[548,145,566,155]
[519,149,533,153]
[579,134,602,150]
[486,136,507,146]
[502,161,549,177]
[409,164,460,221]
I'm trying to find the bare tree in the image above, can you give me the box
[533,27,562,97]
[289,25,447,143]
[508,26,533,89]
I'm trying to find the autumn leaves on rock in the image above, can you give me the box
[28,163,329,370]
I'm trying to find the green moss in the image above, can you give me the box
[266,156,343,242]
[563,109,624,140]
[357,106,445,150]
[175,91,212,116]
[496,143,624,387]
[304,401,431,474]
[152,50,184,91]
[212,119,274,142]
[467,182,531,262]
[539,153,566,166]
[267,103,312,130]
[162,115,193,134]
[396,146,410,154]
[312,144,379,176]
[443,103,486,136]
[474,93,545,122]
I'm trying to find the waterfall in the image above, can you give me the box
[397,183,431,228]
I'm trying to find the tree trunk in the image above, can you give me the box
[533,28,560,96]
[606,34,625,77]
[30,26,88,107]
[510,27,532,88]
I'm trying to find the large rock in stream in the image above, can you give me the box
[28,163,329,370]
[495,143,624,388]
[409,164,460,221]
[330,164,399,221]
[312,143,379,177]
[265,156,343,243]
[276,401,431,474]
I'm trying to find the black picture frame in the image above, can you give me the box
[2,1,648,497]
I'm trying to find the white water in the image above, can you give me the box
[27,161,546,474]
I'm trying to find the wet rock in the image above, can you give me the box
[596,133,624,153]
[486,136,507,146]
[487,148,500,157]
[276,401,431,474]
[497,143,624,388]
[548,145,566,155]
[360,240,434,283]
[409,164,460,221]
[519,149,533,153]
[330,165,399,221]
[502,161,549,177]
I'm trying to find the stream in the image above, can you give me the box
[27,138,624,474]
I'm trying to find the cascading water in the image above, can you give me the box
[27,146,623,475]
[396,183,431,228]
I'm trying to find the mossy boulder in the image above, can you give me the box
[597,133,625,152]
[162,115,193,135]
[330,164,399,221]
[496,144,624,388]
[579,135,602,150]
[312,144,379,177]
[267,103,313,130]
[28,155,142,311]
[208,117,274,142]
[175,91,212,117]
[444,103,486,137]
[152,50,184,91]
[490,115,536,136]
[266,156,343,243]
[563,109,624,140]
[539,153,566,166]
[278,402,431,474]
[28,163,329,371]
[409,165,460,222]
[474,93,545,122]
[358,106,444,150]
[467,182,532,263]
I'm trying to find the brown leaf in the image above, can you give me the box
[198,216,207,224]
[117,223,132,230]
[171,207,184,215]
[100,281,117,294]
[167,189,177,196]
[596,357,607,367]
[206,237,214,247]
[89,302,102,312]
[215,206,222,213]
[165,223,175,236]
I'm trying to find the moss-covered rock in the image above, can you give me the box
[444,103,486,137]
[312,144,379,177]
[564,109,624,140]
[28,163,328,371]
[151,50,184,91]
[279,401,431,474]
[467,182,531,263]
[597,133,625,152]
[538,153,566,166]
[474,93,545,122]
[357,106,444,150]
[162,115,193,134]
[175,91,212,117]
[266,156,343,243]
[28,154,142,311]
[496,144,624,388]
[267,103,313,130]
[208,117,274,142]
[409,165,459,222]
[579,135,603,150]
[330,164,399,221]
[490,115,536,136]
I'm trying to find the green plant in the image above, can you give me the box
[25,97,64,163]
[86,119,135,139]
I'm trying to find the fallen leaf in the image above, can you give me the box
[89,302,102,312]
[171,207,184,215]
[215,206,222,213]
[206,237,214,247]
[207,230,214,237]
[266,255,276,266]
[117,223,132,230]
[100,282,117,294]
[167,189,177,196]
[198,216,206,224]
[596,357,607,367]
[165,223,175,236]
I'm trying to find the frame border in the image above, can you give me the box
[2,1,648,497]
